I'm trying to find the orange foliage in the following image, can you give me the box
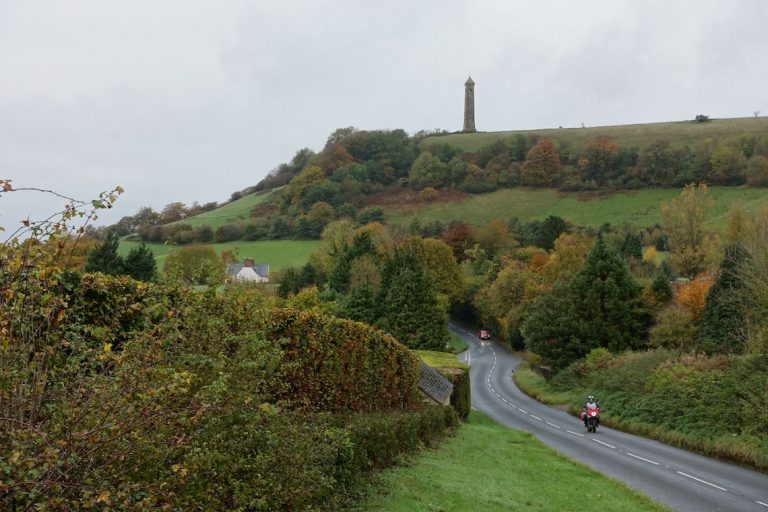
[528,252,550,272]
[673,274,713,322]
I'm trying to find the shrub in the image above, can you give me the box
[214,223,243,243]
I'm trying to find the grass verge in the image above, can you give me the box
[447,333,468,353]
[357,412,668,512]
[413,350,467,370]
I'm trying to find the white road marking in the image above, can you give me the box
[755,501,768,508]
[592,439,616,449]
[676,471,727,491]
[546,421,561,429]
[530,415,542,421]
[518,408,527,414]
[567,430,585,437]
[626,452,660,465]
[471,406,478,411]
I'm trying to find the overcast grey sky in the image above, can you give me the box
[1,1,766,228]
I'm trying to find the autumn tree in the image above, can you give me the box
[164,244,225,285]
[708,145,747,185]
[159,202,189,224]
[409,151,448,189]
[578,136,619,185]
[471,219,516,259]
[745,155,768,187]
[633,139,677,186]
[441,222,472,261]
[402,237,464,301]
[673,274,713,322]
[475,260,540,347]
[541,233,594,285]
[661,183,719,278]
[521,138,561,186]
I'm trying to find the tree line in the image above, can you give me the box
[101,126,768,245]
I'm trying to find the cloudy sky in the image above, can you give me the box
[1,1,766,229]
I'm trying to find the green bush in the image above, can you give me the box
[440,367,471,420]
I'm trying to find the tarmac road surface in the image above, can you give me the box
[452,322,768,512]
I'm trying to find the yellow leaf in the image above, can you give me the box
[96,490,111,505]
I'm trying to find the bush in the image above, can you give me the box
[447,368,471,420]
[214,223,243,243]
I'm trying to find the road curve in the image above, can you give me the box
[451,322,768,512]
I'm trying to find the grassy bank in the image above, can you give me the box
[170,188,279,230]
[118,239,319,271]
[385,186,768,228]
[358,412,667,512]
[513,355,768,472]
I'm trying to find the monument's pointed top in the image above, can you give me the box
[465,75,475,86]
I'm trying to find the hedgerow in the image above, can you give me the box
[1,263,450,510]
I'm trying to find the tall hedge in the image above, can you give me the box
[265,308,421,412]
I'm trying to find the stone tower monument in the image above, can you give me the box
[463,76,476,133]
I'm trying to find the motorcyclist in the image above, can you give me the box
[582,395,600,427]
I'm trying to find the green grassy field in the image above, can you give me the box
[423,117,768,152]
[171,188,279,230]
[385,186,768,228]
[118,239,319,271]
[359,412,667,512]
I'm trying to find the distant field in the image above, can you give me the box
[422,116,768,152]
[118,239,319,271]
[171,188,279,230]
[385,186,768,228]
[361,412,667,512]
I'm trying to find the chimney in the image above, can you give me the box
[244,258,254,268]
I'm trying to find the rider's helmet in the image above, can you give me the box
[587,395,594,402]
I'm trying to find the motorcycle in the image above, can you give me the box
[583,406,600,433]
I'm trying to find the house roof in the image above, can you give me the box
[226,263,269,279]
[418,362,454,404]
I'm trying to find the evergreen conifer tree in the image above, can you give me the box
[124,242,157,281]
[84,232,124,275]
[699,245,748,354]
[622,232,643,260]
[650,272,673,304]
[570,236,650,352]
[339,283,378,326]
[377,249,448,350]
[329,232,376,293]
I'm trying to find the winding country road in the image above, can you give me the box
[451,322,768,512]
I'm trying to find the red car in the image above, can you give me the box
[479,329,491,340]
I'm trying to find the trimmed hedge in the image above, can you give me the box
[448,367,471,420]
[265,308,422,412]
